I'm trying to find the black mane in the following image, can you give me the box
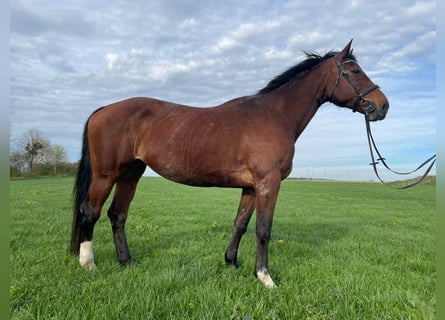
[258,50,356,94]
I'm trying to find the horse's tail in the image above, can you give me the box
[70,107,104,255]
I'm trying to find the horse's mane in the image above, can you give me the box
[258,49,356,94]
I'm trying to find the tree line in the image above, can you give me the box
[10,128,78,178]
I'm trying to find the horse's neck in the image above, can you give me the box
[270,67,329,141]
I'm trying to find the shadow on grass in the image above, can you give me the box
[290,221,352,247]
[113,219,354,271]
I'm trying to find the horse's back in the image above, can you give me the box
[86,97,228,178]
[86,95,292,185]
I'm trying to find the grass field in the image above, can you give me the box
[10,177,436,319]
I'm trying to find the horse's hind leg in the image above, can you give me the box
[225,187,256,267]
[107,160,146,265]
[79,176,115,270]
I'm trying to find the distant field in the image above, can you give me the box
[10,177,436,319]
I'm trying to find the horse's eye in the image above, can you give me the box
[352,69,361,74]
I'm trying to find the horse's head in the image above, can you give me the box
[328,40,389,121]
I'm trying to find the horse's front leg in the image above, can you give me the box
[254,174,281,288]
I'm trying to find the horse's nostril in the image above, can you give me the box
[382,103,389,112]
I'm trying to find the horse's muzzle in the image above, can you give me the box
[365,101,388,121]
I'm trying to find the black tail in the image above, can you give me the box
[70,108,104,255]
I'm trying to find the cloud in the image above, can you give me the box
[10,1,95,37]
[105,53,120,71]
[406,1,436,20]
[394,31,436,58]
[211,19,284,54]
[10,0,436,180]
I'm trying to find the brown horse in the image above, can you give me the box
[71,40,389,288]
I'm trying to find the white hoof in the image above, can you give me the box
[257,269,277,288]
[79,241,96,270]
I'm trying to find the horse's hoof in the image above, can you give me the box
[256,269,277,288]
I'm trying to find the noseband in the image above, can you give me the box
[330,54,380,114]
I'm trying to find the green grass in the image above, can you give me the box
[10,177,436,319]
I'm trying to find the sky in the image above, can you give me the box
[9,0,436,181]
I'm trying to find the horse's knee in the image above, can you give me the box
[256,225,272,242]
[235,220,249,235]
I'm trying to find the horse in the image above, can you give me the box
[71,40,389,288]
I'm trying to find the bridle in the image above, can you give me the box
[331,53,436,189]
[330,53,380,114]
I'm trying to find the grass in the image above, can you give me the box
[10,177,436,319]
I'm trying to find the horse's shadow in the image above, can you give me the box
[121,218,354,269]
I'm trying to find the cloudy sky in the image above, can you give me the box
[10,0,436,181]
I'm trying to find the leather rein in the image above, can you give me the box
[332,54,436,189]
[364,117,436,189]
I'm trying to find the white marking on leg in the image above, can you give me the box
[257,268,277,288]
[79,241,96,270]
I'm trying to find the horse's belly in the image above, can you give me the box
[149,160,253,188]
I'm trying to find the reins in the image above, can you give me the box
[364,114,436,189]
[332,53,436,189]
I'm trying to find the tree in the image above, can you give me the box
[48,144,68,173]
[10,152,27,174]
[10,128,69,175]
[17,128,45,172]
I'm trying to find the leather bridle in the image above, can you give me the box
[330,54,380,115]
[331,54,436,189]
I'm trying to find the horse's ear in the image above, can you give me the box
[338,39,353,59]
